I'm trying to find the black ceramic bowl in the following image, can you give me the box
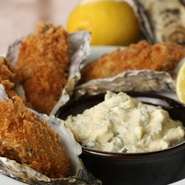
[57,92,185,185]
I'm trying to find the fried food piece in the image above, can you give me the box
[82,41,185,81]
[0,96,72,178]
[16,23,70,114]
[0,57,16,97]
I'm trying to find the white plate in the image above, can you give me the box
[171,179,185,185]
[0,174,27,185]
[87,45,120,62]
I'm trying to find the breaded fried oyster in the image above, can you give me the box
[82,41,185,82]
[0,57,15,97]
[15,23,70,114]
[0,95,71,178]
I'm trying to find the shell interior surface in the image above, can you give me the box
[0,84,9,100]
[134,0,185,44]
[75,70,175,98]
[6,31,91,116]
[37,114,82,175]
[68,32,91,76]
[0,85,101,185]
[50,32,91,115]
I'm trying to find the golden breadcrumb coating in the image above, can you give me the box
[82,41,185,82]
[0,57,16,97]
[16,23,70,114]
[0,96,72,178]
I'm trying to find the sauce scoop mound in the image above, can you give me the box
[65,92,185,153]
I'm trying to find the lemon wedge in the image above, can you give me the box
[176,60,185,103]
[67,0,140,45]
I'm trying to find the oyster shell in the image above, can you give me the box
[134,0,185,44]
[0,84,101,185]
[75,70,175,98]
[6,31,91,115]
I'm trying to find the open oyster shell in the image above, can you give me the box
[6,31,91,115]
[134,0,185,44]
[0,84,101,185]
[75,70,175,98]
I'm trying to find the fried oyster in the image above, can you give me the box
[0,57,16,97]
[0,95,72,178]
[82,41,185,82]
[15,23,70,114]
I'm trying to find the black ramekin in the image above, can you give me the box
[57,92,185,185]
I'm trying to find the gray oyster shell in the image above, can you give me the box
[134,0,185,44]
[75,70,175,98]
[6,31,91,115]
[0,85,101,185]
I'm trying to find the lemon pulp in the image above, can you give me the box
[176,61,185,104]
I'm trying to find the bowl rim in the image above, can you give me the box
[78,92,185,159]
[82,141,185,160]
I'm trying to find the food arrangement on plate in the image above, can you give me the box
[1,0,185,185]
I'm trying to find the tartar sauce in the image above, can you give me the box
[65,92,185,153]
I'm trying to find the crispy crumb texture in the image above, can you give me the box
[0,96,72,178]
[16,23,70,114]
[82,41,185,81]
[0,57,16,97]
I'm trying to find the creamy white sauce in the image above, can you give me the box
[65,92,185,153]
